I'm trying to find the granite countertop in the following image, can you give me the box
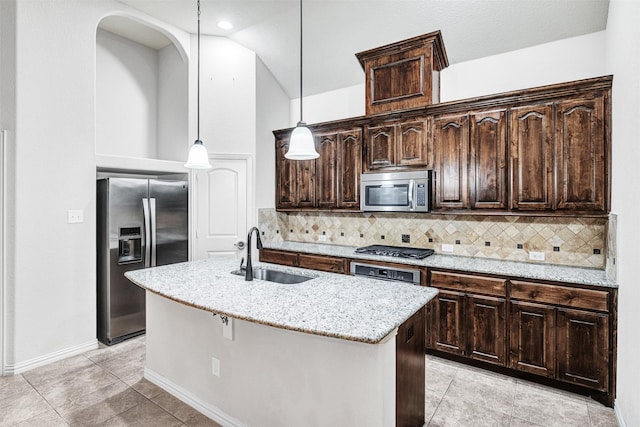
[125,256,438,344]
[264,241,618,288]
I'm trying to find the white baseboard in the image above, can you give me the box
[144,367,246,427]
[614,401,627,427]
[3,339,99,375]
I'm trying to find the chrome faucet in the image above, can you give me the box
[245,227,263,281]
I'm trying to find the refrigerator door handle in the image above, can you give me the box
[142,198,151,268]
[150,198,157,267]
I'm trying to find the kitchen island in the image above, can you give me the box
[125,256,438,427]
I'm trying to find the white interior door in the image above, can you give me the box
[193,155,252,259]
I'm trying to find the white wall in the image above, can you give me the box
[196,36,256,156]
[2,0,191,371]
[290,83,365,126]
[293,32,606,125]
[440,31,607,101]
[605,1,640,425]
[255,58,289,211]
[157,43,188,162]
[96,28,188,162]
[96,29,159,158]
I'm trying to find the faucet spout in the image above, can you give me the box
[245,227,263,281]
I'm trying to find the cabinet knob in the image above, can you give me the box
[234,241,246,249]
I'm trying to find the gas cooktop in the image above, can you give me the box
[354,245,435,260]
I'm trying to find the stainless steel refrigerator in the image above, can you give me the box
[97,177,188,345]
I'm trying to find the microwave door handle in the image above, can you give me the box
[408,180,414,210]
[142,198,151,268]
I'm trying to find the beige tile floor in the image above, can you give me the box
[425,355,619,427]
[0,335,619,426]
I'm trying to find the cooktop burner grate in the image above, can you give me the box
[355,245,435,259]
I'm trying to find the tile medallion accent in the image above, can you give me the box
[259,209,609,269]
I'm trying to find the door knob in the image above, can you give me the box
[234,241,246,249]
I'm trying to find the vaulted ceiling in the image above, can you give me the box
[114,0,610,98]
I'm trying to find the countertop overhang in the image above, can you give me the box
[264,241,617,288]
[125,256,438,344]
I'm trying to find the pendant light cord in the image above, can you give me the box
[197,0,201,141]
[299,0,303,124]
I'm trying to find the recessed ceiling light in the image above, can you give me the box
[217,21,233,30]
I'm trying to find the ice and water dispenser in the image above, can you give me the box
[118,227,142,264]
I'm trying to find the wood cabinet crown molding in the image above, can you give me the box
[272,75,613,138]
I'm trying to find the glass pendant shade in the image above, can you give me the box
[184,140,212,169]
[285,122,319,160]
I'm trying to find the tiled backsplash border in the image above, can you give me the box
[259,208,608,269]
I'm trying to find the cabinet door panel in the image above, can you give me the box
[295,160,316,208]
[337,129,362,209]
[466,295,506,366]
[434,114,469,209]
[557,308,609,391]
[430,290,465,355]
[509,301,555,377]
[470,110,507,209]
[365,124,396,170]
[315,133,337,209]
[556,96,606,212]
[397,120,428,167]
[509,105,554,210]
[275,138,295,209]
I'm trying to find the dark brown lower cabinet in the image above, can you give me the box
[466,294,506,365]
[509,300,556,377]
[429,270,616,406]
[557,308,609,391]
[430,290,465,356]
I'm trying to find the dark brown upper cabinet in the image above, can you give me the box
[275,136,315,209]
[509,104,555,211]
[433,109,507,211]
[273,75,611,216]
[275,127,361,211]
[433,113,469,209]
[555,95,607,212]
[364,118,431,172]
[336,129,362,209]
[470,110,507,209]
[356,31,449,115]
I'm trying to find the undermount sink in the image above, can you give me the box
[231,268,316,284]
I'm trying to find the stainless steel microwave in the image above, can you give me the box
[360,171,431,212]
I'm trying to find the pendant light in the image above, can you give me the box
[185,0,212,169]
[285,0,319,160]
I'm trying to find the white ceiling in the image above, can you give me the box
[113,0,610,98]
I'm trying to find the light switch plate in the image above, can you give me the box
[441,244,454,253]
[211,357,220,376]
[67,210,84,224]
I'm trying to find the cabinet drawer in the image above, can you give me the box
[510,280,608,312]
[298,254,346,273]
[259,249,298,267]
[430,271,506,297]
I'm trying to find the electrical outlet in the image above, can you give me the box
[529,251,545,261]
[441,244,454,253]
[212,357,220,376]
[318,235,327,242]
[67,209,84,224]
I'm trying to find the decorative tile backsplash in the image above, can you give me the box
[259,208,608,269]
